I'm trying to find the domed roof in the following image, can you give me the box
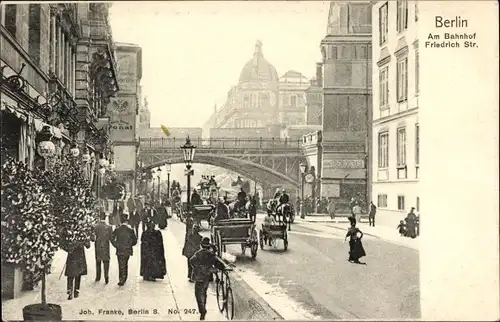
[239,41,279,83]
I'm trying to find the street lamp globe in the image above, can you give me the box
[299,162,307,174]
[98,167,106,175]
[37,141,56,158]
[70,144,80,157]
[180,137,196,166]
[98,157,107,167]
[103,159,110,167]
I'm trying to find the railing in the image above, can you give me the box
[139,137,302,150]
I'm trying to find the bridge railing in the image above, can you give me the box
[139,137,302,149]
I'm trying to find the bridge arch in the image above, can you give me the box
[143,154,298,188]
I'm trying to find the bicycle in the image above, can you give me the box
[214,261,235,320]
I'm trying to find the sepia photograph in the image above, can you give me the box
[1,1,498,321]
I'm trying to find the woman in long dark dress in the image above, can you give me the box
[140,222,166,281]
[344,219,366,264]
[65,241,91,300]
[156,202,168,229]
[182,224,202,282]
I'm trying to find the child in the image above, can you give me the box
[397,220,407,236]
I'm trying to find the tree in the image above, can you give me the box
[37,154,98,253]
[1,158,59,302]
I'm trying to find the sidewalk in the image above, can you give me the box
[295,214,419,251]
[2,228,226,321]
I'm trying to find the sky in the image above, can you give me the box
[109,1,330,129]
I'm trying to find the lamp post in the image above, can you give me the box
[156,167,162,204]
[180,137,196,206]
[151,168,156,204]
[299,162,307,219]
[165,161,171,199]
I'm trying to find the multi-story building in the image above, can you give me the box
[304,74,323,126]
[1,2,118,299]
[371,1,419,218]
[202,41,316,140]
[303,1,372,208]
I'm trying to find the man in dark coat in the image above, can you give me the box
[127,197,136,215]
[189,237,225,320]
[64,241,91,300]
[183,224,203,281]
[368,201,377,227]
[92,212,113,284]
[129,208,141,237]
[141,202,158,233]
[111,215,138,286]
[191,189,202,206]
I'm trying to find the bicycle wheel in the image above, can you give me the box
[225,286,235,320]
[216,272,226,313]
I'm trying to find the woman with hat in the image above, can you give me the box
[189,237,225,320]
[344,217,366,264]
[182,224,202,282]
[140,221,166,281]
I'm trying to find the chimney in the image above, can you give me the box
[316,63,323,88]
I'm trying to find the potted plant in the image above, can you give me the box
[1,158,61,320]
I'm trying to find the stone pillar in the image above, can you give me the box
[39,5,50,73]
[49,11,56,72]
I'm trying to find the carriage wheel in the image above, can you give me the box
[225,285,235,320]
[259,230,264,249]
[250,229,258,259]
[241,244,246,255]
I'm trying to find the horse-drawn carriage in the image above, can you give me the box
[211,218,259,259]
[192,204,216,228]
[266,199,295,231]
[260,224,288,250]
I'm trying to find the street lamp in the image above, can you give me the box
[69,143,80,157]
[165,161,172,199]
[180,137,196,206]
[156,167,162,204]
[151,168,156,204]
[299,162,307,219]
[37,126,56,169]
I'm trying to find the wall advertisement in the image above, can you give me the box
[108,96,136,142]
[116,52,137,94]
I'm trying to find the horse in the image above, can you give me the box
[276,203,293,231]
[247,201,257,223]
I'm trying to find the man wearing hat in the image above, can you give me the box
[111,214,137,286]
[189,237,225,320]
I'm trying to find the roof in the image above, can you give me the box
[238,41,279,83]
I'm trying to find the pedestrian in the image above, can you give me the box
[111,201,123,227]
[189,237,225,320]
[349,197,356,215]
[344,217,366,264]
[156,201,168,229]
[405,207,417,238]
[327,197,336,219]
[182,224,202,282]
[92,211,113,284]
[111,214,138,286]
[129,208,141,237]
[127,196,136,216]
[397,220,407,236]
[141,202,157,233]
[352,203,362,224]
[368,201,377,227]
[64,240,91,300]
[140,222,166,281]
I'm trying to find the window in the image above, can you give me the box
[379,3,388,45]
[397,0,408,32]
[377,194,387,208]
[397,56,408,102]
[397,127,407,167]
[378,132,389,168]
[397,196,405,210]
[416,197,420,212]
[415,51,419,94]
[290,95,297,108]
[379,66,389,108]
[258,93,269,108]
[4,5,17,38]
[243,95,250,109]
[28,4,41,65]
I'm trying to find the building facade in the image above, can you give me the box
[303,1,372,208]
[202,41,317,140]
[1,3,118,299]
[371,0,419,218]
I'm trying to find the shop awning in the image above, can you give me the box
[1,96,27,121]
[32,118,62,139]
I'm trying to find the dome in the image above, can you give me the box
[238,41,279,83]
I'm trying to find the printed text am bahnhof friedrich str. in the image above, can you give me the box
[425,16,478,48]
